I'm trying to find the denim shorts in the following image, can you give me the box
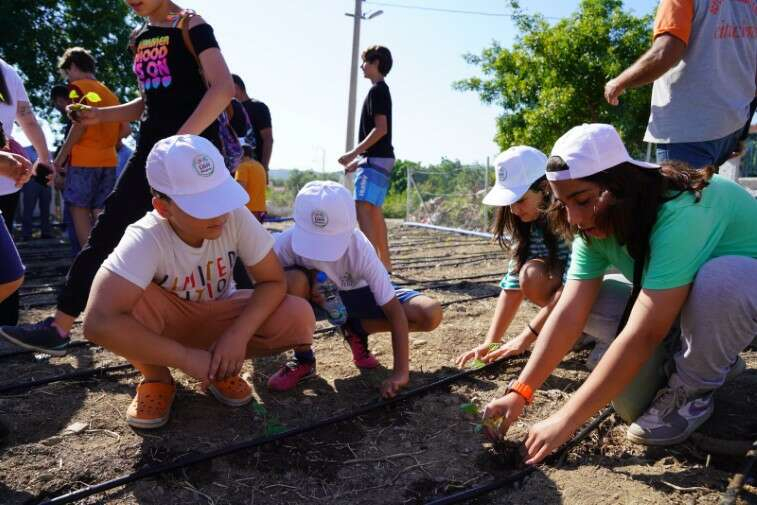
[63,166,117,209]
[312,285,421,321]
[0,213,24,283]
[655,128,741,169]
[354,158,394,207]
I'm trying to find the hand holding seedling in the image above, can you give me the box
[66,89,102,125]
[482,392,526,441]
[455,342,501,369]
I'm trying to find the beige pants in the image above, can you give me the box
[132,284,315,356]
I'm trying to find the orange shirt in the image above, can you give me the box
[234,158,267,213]
[69,79,121,167]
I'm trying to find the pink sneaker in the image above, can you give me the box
[267,358,316,392]
[342,325,380,369]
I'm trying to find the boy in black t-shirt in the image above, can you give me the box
[338,45,395,272]
[231,74,273,179]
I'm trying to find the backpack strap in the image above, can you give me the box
[176,10,234,117]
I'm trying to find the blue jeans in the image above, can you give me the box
[21,180,51,239]
[655,129,741,169]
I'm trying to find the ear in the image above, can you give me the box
[152,196,171,219]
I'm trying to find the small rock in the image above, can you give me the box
[36,473,53,483]
[412,339,428,347]
[63,421,88,435]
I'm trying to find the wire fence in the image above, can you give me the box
[405,160,495,237]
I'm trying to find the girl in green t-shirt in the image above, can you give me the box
[454,146,572,369]
[482,124,757,463]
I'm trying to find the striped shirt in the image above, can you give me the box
[499,224,571,290]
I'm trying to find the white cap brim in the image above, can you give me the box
[172,177,250,219]
[547,157,661,181]
[292,225,352,261]
[482,184,530,206]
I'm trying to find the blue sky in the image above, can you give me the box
[20,0,661,170]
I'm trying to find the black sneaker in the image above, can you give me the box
[0,317,70,356]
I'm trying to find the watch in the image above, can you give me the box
[506,380,534,405]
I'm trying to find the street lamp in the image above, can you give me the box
[343,1,383,188]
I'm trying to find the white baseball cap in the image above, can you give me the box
[482,146,548,206]
[146,135,249,219]
[292,180,356,261]
[547,123,659,182]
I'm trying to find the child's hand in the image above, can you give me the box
[455,342,496,368]
[482,332,532,363]
[338,150,358,167]
[0,152,32,187]
[344,159,359,174]
[67,103,100,125]
[482,393,526,441]
[182,347,212,382]
[380,370,409,399]
[208,332,248,381]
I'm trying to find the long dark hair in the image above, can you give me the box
[0,64,11,106]
[492,176,562,275]
[547,159,712,263]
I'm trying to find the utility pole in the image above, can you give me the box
[345,0,363,157]
[343,1,382,189]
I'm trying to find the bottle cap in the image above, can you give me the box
[315,271,327,283]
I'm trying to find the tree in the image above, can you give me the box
[456,0,654,156]
[0,0,138,121]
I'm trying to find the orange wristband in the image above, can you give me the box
[506,380,534,405]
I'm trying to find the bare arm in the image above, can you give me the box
[53,123,85,169]
[208,250,287,380]
[176,17,235,136]
[15,101,50,163]
[70,97,145,125]
[83,270,196,374]
[380,296,411,398]
[605,34,686,105]
[338,114,388,166]
[259,127,273,171]
[485,289,524,344]
[523,285,690,464]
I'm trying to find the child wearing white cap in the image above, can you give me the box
[483,123,757,460]
[82,135,315,429]
[270,180,443,398]
[455,146,572,369]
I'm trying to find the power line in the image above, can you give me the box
[365,1,561,20]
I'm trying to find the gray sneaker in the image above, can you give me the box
[626,386,714,446]
[0,317,70,356]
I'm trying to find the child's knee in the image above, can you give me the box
[283,294,316,334]
[285,269,310,298]
[412,299,443,331]
[519,260,560,307]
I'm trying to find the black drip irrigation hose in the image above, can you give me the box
[38,354,520,504]
[425,407,614,505]
[0,293,499,394]
[396,254,502,272]
[0,363,133,394]
[719,439,757,505]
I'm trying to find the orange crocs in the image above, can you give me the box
[208,375,253,407]
[126,381,176,429]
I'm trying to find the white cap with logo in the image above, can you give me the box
[146,134,249,219]
[547,123,659,182]
[482,146,548,206]
[292,180,356,261]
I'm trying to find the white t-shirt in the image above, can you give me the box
[273,227,395,306]
[103,207,274,301]
[0,58,30,196]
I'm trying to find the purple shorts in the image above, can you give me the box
[63,166,117,209]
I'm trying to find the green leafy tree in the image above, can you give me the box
[456,0,654,156]
[0,0,138,120]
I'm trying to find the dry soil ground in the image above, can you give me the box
[0,220,754,505]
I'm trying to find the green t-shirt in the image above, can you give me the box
[567,175,757,289]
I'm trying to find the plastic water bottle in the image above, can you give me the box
[314,271,347,325]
